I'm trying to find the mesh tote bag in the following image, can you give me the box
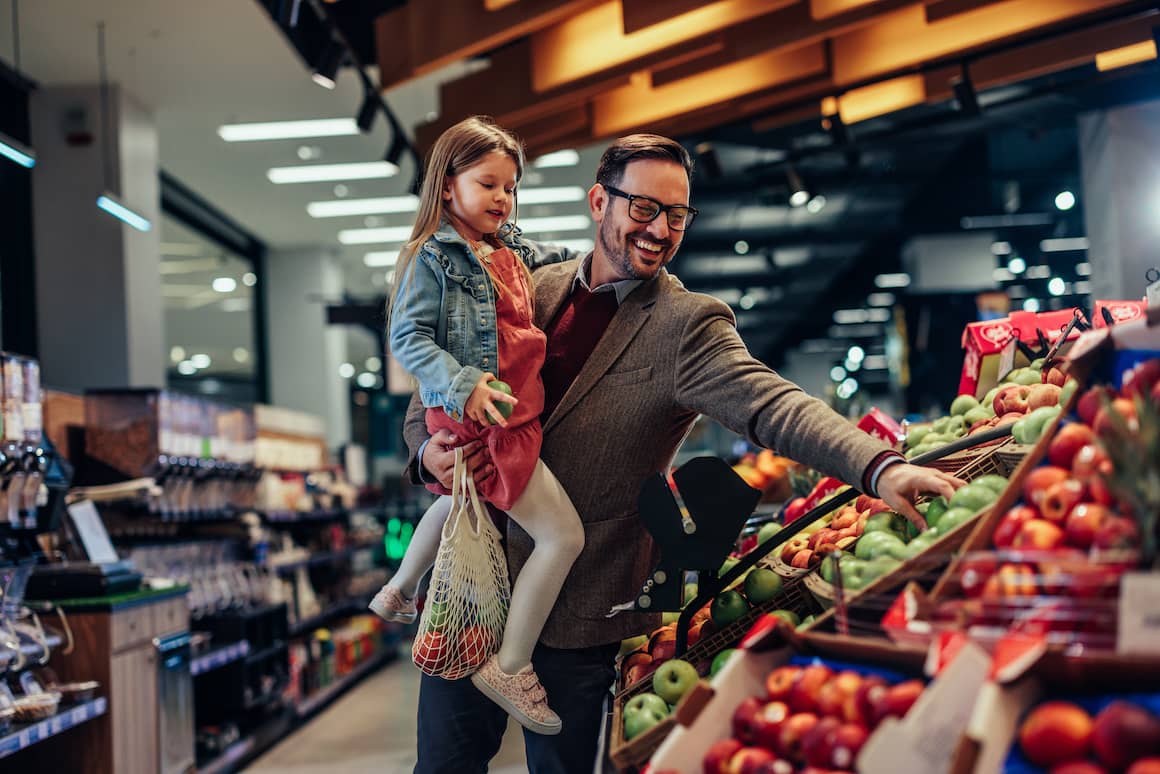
[411,448,511,679]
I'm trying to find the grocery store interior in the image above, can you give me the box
[0,1,1158,773]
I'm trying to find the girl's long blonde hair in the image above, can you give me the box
[390,116,526,319]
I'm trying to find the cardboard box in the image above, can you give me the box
[959,318,1025,399]
[647,617,986,774]
[1092,299,1149,329]
[857,408,905,448]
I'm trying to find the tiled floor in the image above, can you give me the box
[243,653,529,774]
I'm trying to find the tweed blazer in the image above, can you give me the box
[404,259,890,648]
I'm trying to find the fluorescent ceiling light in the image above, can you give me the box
[834,309,870,324]
[338,225,413,245]
[993,268,1015,282]
[772,248,811,268]
[1075,262,1091,276]
[212,277,237,293]
[960,214,1052,229]
[307,195,419,218]
[1040,237,1089,252]
[867,293,895,307]
[218,118,359,142]
[518,186,587,204]
[866,308,891,322]
[97,192,152,232]
[0,132,36,168]
[991,241,1012,255]
[268,161,398,184]
[515,215,591,234]
[533,149,579,168]
[364,250,400,267]
[191,354,211,368]
[874,273,910,288]
[1075,280,1093,294]
[1025,265,1052,279]
[862,354,888,370]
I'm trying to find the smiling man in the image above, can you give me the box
[405,133,962,774]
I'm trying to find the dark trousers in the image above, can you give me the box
[415,641,619,774]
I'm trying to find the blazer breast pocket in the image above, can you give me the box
[600,365,653,387]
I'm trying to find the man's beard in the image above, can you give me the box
[597,218,670,281]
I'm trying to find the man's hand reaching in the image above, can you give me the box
[876,463,964,532]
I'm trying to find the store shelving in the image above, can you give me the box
[288,597,366,638]
[0,697,108,759]
[196,712,293,774]
[294,649,395,719]
[191,640,251,677]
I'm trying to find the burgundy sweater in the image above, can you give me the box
[541,285,619,420]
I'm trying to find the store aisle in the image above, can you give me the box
[244,654,529,773]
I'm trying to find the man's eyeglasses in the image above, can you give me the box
[602,185,698,231]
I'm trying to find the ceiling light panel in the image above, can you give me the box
[218,118,360,142]
[268,161,399,184]
[307,195,420,218]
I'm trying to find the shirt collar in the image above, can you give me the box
[571,253,643,305]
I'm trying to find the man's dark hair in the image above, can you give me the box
[595,134,694,188]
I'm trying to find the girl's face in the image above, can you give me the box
[443,150,519,242]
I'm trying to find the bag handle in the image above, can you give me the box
[439,446,500,543]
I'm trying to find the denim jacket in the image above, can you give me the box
[388,220,582,421]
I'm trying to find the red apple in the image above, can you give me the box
[994,506,1041,549]
[1019,701,1094,767]
[995,384,1034,416]
[1094,398,1139,436]
[1050,762,1109,774]
[1091,701,1160,772]
[851,676,889,728]
[750,760,794,774]
[1028,383,1063,411]
[828,722,870,770]
[982,563,1038,599]
[1153,380,1160,407]
[734,696,767,744]
[1024,467,1071,509]
[1088,474,1116,507]
[1093,516,1141,551]
[959,554,999,598]
[1122,359,1160,400]
[1077,385,1115,426]
[876,680,925,722]
[1065,503,1113,549]
[1013,519,1066,550]
[1045,367,1068,387]
[765,666,802,703]
[816,671,863,720]
[727,746,777,774]
[777,713,819,762]
[789,664,834,714]
[1041,479,1087,525]
[704,739,744,774]
[801,716,843,768]
[1072,444,1111,481]
[1127,759,1160,774]
[751,701,792,752]
[1049,424,1096,468]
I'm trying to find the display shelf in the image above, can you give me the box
[288,599,361,637]
[244,642,287,664]
[0,697,108,759]
[259,508,347,523]
[268,547,356,575]
[191,640,251,677]
[197,711,293,774]
[294,649,395,719]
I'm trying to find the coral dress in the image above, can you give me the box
[424,246,546,511]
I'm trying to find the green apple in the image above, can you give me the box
[625,692,668,717]
[757,521,783,544]
[618,634,648,658]
[854,531,907,561]
[662,611,680,625]
[743,567,783,604]
[949,483,998,512]
[652,658,699,705]
[710,590,750,628]
[924,496,949,528]
[861,557,902,583]
[769,609,800,627]
[905,425,931,448]
[950,394,980,416]
[863,512,899,535]
[934,507,977,534]
[819,552,839,584]
[426,600,449,630]
[902,532,939,559]
[972,475,1009,495]
[719,556,739,577]
[710,649,736,677]
[683,582,698,607]
[623,694,668,740]
[983,385,1002,410]
[963,405,992,426]
[484,380,515,424]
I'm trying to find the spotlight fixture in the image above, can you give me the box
[786,166,809,208]
[312,40,344,89]
[951,64,981,117]
[356,92,378,133]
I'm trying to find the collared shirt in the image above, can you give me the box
[571,253,642,306]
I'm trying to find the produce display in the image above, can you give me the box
[693,659,925,773]
[1014,697,1160,772]
[732,449,803,502]
[905,358,1072,459]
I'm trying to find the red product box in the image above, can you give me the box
[858,408,905,447]
[1008,308,1085,345]
[1093,299,1149,328]
[959,318,1020,399]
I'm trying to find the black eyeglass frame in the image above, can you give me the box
[601,184,698,231]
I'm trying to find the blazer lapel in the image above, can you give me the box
[533,263,575,332]
[542,274,661,434]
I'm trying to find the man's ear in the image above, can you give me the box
[588,183,606,222]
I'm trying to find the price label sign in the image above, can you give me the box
[1119,572,1160,655]
[996,336,1017,381]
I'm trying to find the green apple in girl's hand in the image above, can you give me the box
[486,380,515,424]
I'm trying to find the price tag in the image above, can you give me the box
[50,717,62,734]
[17,729,31,748]
[996,336,1017,381]
[1118,572,1160,655]
[1146,279,1160,309]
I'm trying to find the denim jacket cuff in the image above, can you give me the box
[447,365,485,420]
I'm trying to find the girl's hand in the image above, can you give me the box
[465,372,518,427]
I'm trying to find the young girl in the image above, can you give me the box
[369,116,585,736]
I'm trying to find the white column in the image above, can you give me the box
[1079,100,1160,300]
[30,84,164,390]
[264,246,351,448]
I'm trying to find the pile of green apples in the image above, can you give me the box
[816,474,1010,592]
